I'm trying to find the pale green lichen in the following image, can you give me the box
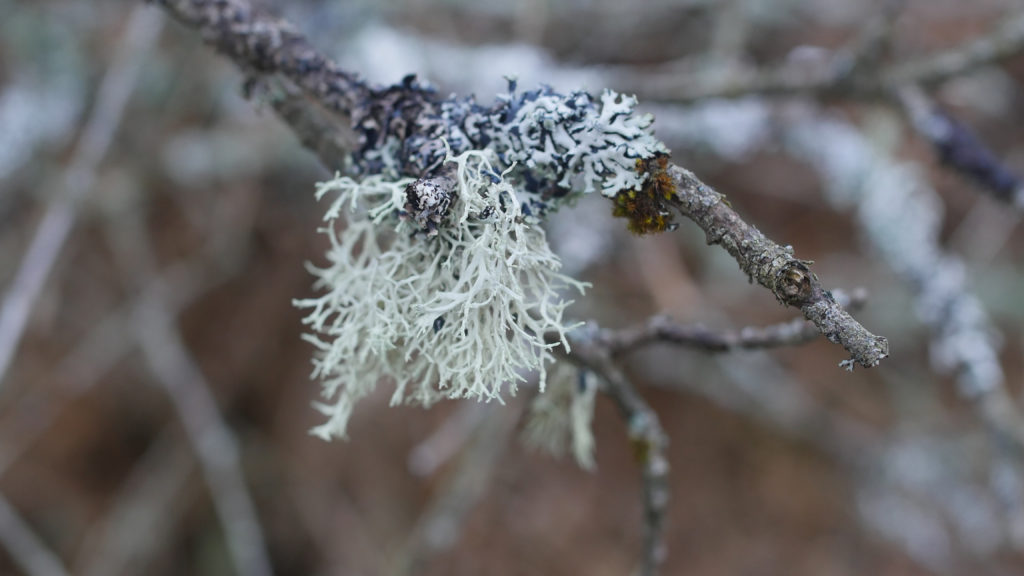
[294,149,587,440]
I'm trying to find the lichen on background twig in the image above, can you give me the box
[786,114,1002,397]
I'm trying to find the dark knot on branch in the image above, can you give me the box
[402,164,458,236]
[775,261,816,307]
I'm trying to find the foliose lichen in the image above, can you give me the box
[351,78,670,216]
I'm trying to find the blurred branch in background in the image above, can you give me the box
[900,85,1024,207]
[103,183,272,575]
[407,403,490,478]
[0,5,163,390]
[251,76,355,170]
[76,429,194,576]
[393,402,523,576]
[625,8,1024,103]
[625,5,1024,209]
[0,495,69,576]
[0,7,163,576]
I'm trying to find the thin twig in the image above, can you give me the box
[105,208,273,576]
[634,10,1024,104]
[899,84,1024,207]
[0,494,69,576]
[0,5,163,391]
[668,167,888,368]
[567,339,670,576]
[600,289,866,355]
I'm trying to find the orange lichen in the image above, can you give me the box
[611,154,677,235]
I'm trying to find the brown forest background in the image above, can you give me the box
[3,0,1024,574]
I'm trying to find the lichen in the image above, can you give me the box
[522,362,597,470]
[611,154,678,235]
[298,78,676,439]
[294,148,588,440]
[351,79,670,218]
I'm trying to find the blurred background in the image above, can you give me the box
[2,0,1024,574]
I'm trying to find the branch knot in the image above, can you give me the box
[775,261,816,306]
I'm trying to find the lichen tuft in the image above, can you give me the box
[612,154,678,235]
[295,149,588,440]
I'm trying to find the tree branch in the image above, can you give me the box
[899,84,1024,207]
[150,0,887,368]
[600,289,866,355]
[634,10,1024,104]
[567,339,669,576]
[628,8,1024,209]
[669,167,888,368]
[392,403,522,576]
[0,5,163,392]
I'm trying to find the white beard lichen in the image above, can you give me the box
[294,149,587,440]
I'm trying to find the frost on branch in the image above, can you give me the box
[294,149,587,440]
